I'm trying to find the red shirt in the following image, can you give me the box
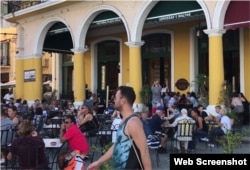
[64,124,90,153]
[151,107,156,116]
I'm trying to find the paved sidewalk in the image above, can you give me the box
[150,123,250,170]
[85,123,250,170]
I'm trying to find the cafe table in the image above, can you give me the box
[43,138,62,148]
[43,138,66,169]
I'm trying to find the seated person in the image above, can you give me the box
[60,115,90,157]
[164,105,180,138]
[169,108,195,153]
[58,150,85,170]
[1,108,15,165]
[7,106,20,127]
[188,109,208,151]
[148,105,168,154]
[139,111,152,138]
[7,120,49,169]
[77,105,99,136]
[205,105,222,121]
[208,108,231,147]
[197,104,209,120]
[165,105,180,123]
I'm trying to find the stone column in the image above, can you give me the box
[15,58,24,99]
[71,48,88,108]
[125,41,145,112]
[15,25,24,99]
[23,55,43,103]
[204,29,226,112]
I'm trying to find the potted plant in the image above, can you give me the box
[218,128,248,154]
[191,74,209,107]
[140,85,152,108]
[217,80,233,108]
[91,142,113,170]
[227,110,238,126]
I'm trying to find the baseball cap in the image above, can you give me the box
[156,106,164,112]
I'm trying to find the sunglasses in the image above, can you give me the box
[64,121,71,124]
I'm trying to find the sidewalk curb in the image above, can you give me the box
[241,137,250,144]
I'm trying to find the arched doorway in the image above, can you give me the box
[97,40,120,97]
[43,22,74,100]
[141,33,171,90]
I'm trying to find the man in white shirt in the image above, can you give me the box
[3,90,14,104]
[169,108,195,153]
[208,108,231,147]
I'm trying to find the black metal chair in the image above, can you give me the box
[1,124,18,169]
[8,143,49,170]
[204,120,219,150]
[43,118,61,138]
[47,142,68,170]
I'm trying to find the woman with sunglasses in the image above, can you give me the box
[77,105,99,136]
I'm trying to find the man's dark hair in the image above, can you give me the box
[64,115,76,124]
[1,108,8,117]
[117,86,136,106]
[8,105,17,111]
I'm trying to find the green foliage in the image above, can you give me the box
[91,142,113,170]
[227,111,238,121]
[218,128,248,154]
[140,85,152,105]
[217,81,233,107]
[191,74,208,106]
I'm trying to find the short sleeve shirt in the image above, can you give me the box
[148,114,165,133]
[64,124,90,153]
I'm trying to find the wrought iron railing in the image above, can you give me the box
[5,0,47,14]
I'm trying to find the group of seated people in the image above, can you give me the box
[1,104,96,169]
[1,99,111,169]
[137,103,232,154]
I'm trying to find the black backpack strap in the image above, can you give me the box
[123,113,138,126]
[123,113,139,136]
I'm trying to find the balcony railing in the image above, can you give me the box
[5,0,47,14]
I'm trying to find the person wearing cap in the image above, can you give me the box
[148,105,168,153]
[169,108,195,153]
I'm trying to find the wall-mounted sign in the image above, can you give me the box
[175,78,189,91]
[146,9,204,24]
[24,69,35,82]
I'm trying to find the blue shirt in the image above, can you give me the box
[141,119,152,137]
[148,114,165,133]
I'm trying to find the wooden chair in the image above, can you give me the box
[174,119,195,153]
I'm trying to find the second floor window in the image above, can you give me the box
[1,41,10,66]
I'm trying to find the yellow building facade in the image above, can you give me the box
[2,0,249,112]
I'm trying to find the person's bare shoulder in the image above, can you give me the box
[126,116,143,135]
